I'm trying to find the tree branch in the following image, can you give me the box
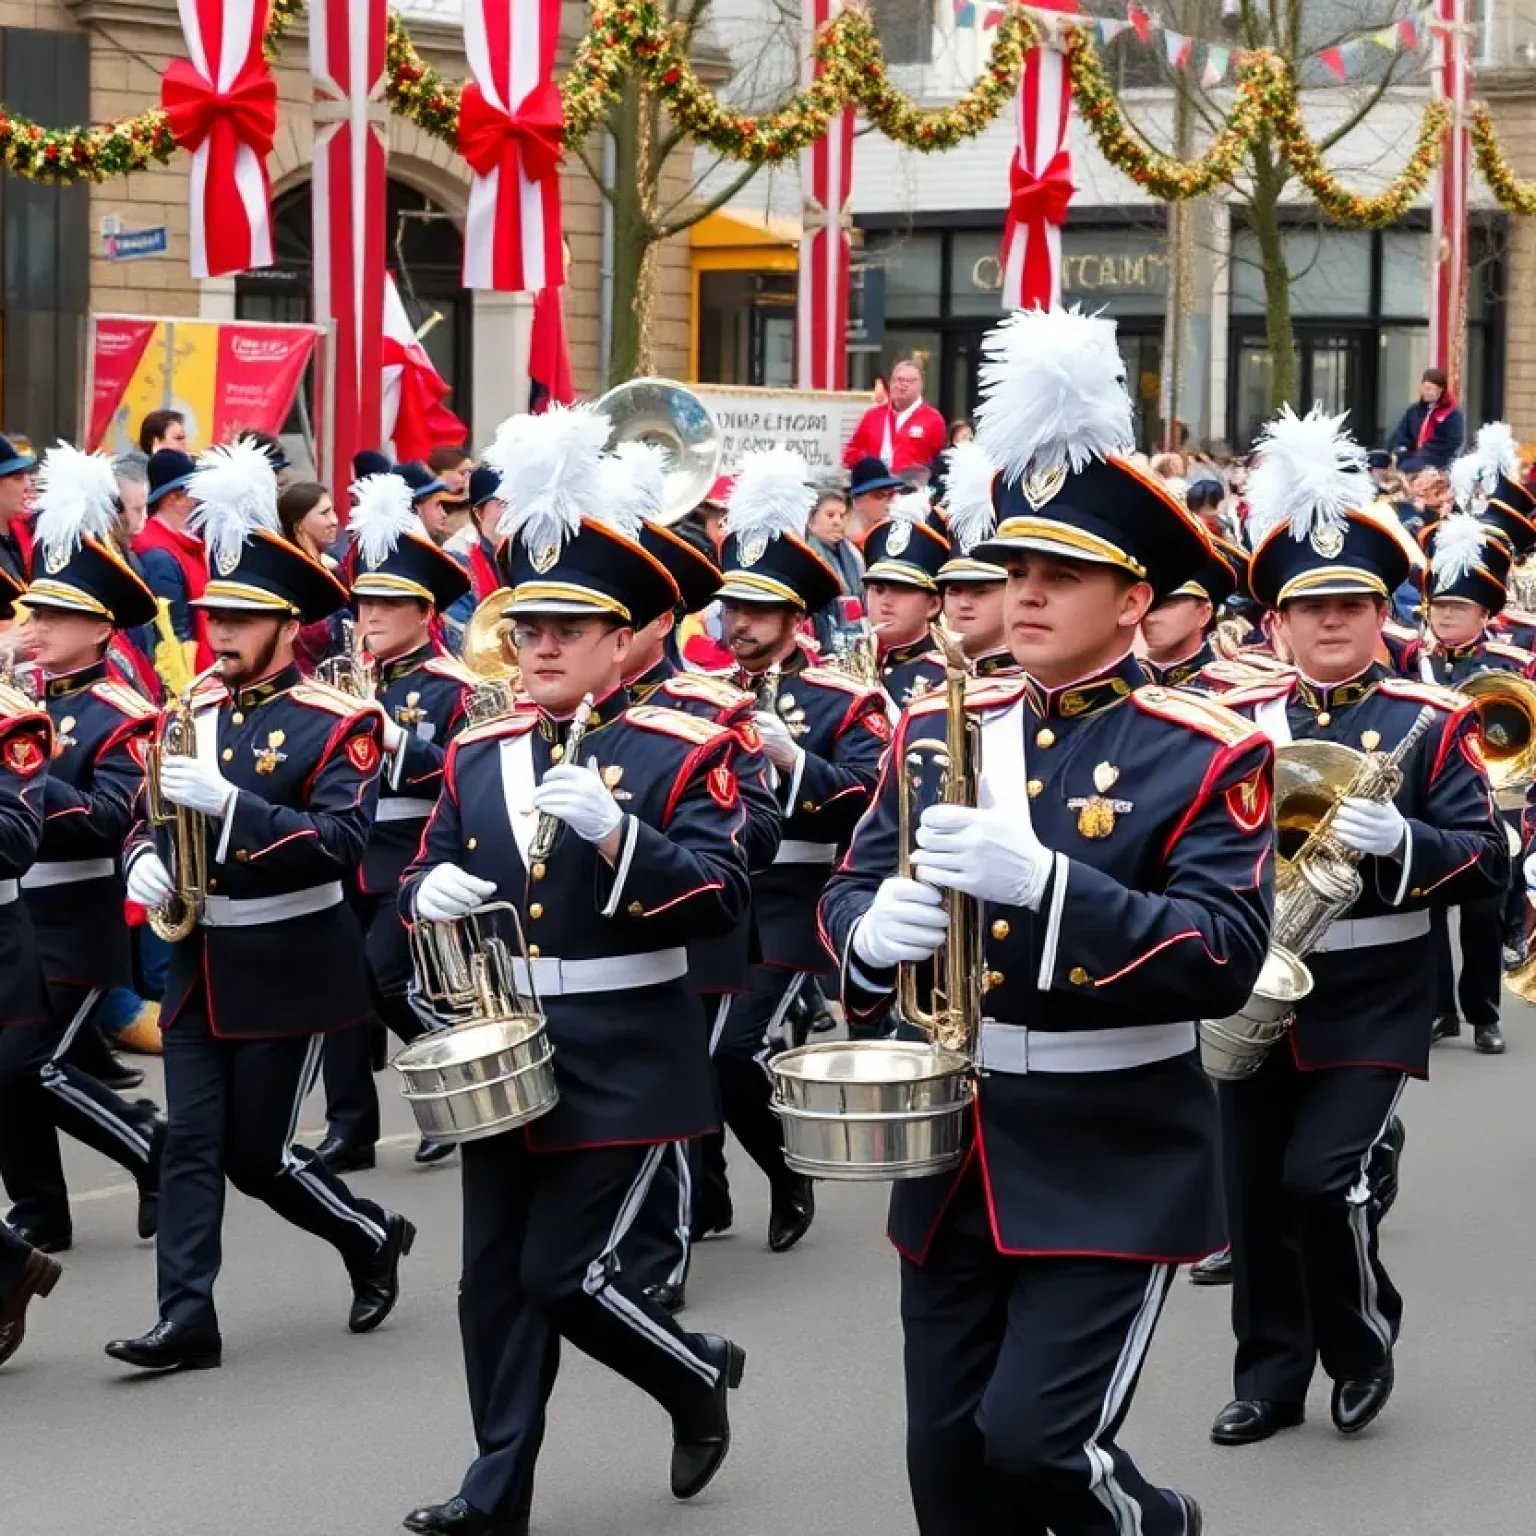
[573,142,617,206]
[657,161,763,239]
[1314,56,1404,153]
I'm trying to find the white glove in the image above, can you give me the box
[851,877,948,969]
[415,863,499,922]
[125,851,174,909]
[1524,849,1536,891]
[158,756,236,818]
[530,760,624,844]
[754,711,799,772]
[1331,797,1407,858]
[911,803,1053,912]
[378,710,407,754]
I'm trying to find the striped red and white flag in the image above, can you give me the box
[1429,0,1470,389]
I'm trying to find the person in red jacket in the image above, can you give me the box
[841,359,947,477]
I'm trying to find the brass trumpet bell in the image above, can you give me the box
[1273,740,1365,873]
[1458,669,1536,804]
[462,586,519,682]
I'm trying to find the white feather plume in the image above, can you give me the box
[31,442,119,563]
[1244,405,1368,549]
[888,488,931,528]
[1475,420,1519,483]
[486,404,610,551]
[973,307,1133,486]
[349,473,420,567]
[941,440,998,553]
[1430,512,1489,591]
[594,441,668,540]
[723,447,814,542]
[186,440,279,574]
[1448,450,1482,512]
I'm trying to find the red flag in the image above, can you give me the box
[1128,4,1153,44]
[528,286,574,412]
[1319,45,1348,79]
[381,273,467,462]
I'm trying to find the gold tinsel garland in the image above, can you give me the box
[1471,103,1536,217]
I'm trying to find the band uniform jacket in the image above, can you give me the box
[399,692,751,1151]
[732,645,887,974]
[26,663,154,990]
[818,655,1276,1262]
[630,657,782,994]
[1225,664,1507,1075]
[125,664,384,1039]
[880,634,947,717]
[1144,638,1216,689]
[0,706,53,1026]
[1414,636,1536,685]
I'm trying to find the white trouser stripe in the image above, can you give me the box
[49,987,105,1063]
[753,973,805,1066]
[40,1068,152,1160]
[667,1142,693,1287]
[595,1285,719,1385]
[586,1144,665,1288]
[1347,1077,1406,1354]
[707,995,731,1057]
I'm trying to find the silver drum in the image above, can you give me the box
[391,1014,558,1144]
[1198,946,1313,1082]
[768,1040,973,1181]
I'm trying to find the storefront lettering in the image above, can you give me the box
[1061,252,1168,294]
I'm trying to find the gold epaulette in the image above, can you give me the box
[1132,685,1267,747]
[801,665,882,698]
[422,655,484,689]
[1483,641,1535,665]
[1215,675,1296,710]
[454,710,537,748]
[290,680,371,718]
[1200,657,1296,689]
[89,680,157,720]
[624,705,728,746]
[1377,677,1465,713]
[661,673,752,712]
[908,676,1027,718]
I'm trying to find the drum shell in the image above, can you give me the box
[392,1015,558,1144]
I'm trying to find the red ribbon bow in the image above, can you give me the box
[458,78,564,184]
[1007,148,1075,228]
[161,55,279,159]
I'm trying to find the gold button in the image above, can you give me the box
[466,837,477,851]
[627,901,644,917]
[801,800,815,812]
[234,849,249,863]
[1036,728,1056,748]
[221,748,233,762]
[531,861,546,881]
[1410,887,1422,898]
[1027,778,1043,798]
[529,903,544,920]
[991,918,1010,940]
[551,744,564,763]
[1316,711,1331,727]
[984,970,1005,991]
[1069,966,1090,986]
[231,711,244,725]
[528,944,540,958]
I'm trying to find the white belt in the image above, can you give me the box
[977,1020,1197,1075]
[377,798,436,823]
[20,857,115,889]
[200,881,344,929]
[511,947,689,998]
[0,878,16,905]
[773,839,837,866]
[1310,909,1432,954]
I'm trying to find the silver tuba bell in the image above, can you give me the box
[595,378,722,525]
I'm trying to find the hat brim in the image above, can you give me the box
[863,560,939,591]
[850,476,906,496]
[410,479,449,503]
[937,559,1007,586]
[0,453,36,478]
[147,474,193,505]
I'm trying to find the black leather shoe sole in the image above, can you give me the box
[1189,1251,1233,1286]
[321,1144,377,1174]
[413,1138,456,1167]
[104,1337,222,1373]
[1210,1399,1305,1446]
[1474,1028,1506,1055]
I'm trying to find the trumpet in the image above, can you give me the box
[315,617,378,700]
[895,627,982,1056]
[529,693,595,862]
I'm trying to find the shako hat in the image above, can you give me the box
[348,472,471,612]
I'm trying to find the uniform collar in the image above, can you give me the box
[627,654,675,704]
[537,684,628,744]
[1293,662,1388,717]
[234,663,302,711]
[379,642,435,685]
[1022,652,1142,724]
[973,646,1019,679]
[1147,637,1214,687]
[733,640,810,692]
[1431,636,1485,663]
[881,632,937,665]
[45,659,108,698]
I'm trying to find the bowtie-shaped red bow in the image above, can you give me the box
[458,78,564,184]
[1007,149,1074,228]
[161,55,279,159]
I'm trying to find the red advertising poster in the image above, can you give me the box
[87,318,157,451]
[209,325,317,442]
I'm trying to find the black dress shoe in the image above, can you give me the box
[317,1135,376,1173]
[767,1177,814,1253]
[1371,1114,1406,1220]
[105,1319,222,1373]
[6,1220,71,1255]
[1474,1022,1506,1055]
[95,1058,146,1092]
[1189,1247,1233,1286]
[1178,1494,1203,1535]
[1431,1013,1462,1042]
[402,1495,528,1535]
[348,1212,415,1334]
[1331,1355,1394,1434]
[1210,1397,1305,1445]
[690,1204,733,1242]
[414,1136,456,1166]
[0,1247,62,1369]
[671,1333,746,1499]
[136,1115,168,1241]
[646,1281,686,1315]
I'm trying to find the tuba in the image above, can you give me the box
[143,663,227,942]
[1456,669,1536,807]
[595,378,722,525]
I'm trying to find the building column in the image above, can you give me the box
[1206,202,1231,450]
[472,290,533,444]
[199,277,238,321]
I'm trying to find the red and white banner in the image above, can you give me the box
[161,0,278,278]
[87,318,158,451]
[459,0,565,292]
[796,0,853,391]
[382,274,468,463]
[1429,0,1471,389]
[311,0,388,497]
[1001,6,1075,312]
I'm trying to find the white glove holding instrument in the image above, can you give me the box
[415,863,499,922]
[1331,797,1407,859]
[377,709,407,754]
[530,760,624,844]
[1524,849,1536,891]
[851,877,948,969]
[125,851,175,909]
[158,756,236,819]
[910,802,1053,912]
[753,711,800,772]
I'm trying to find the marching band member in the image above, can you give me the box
[1139,541,1243,687]
[935,443,1015,677]
[318,473,476,1171]
[107,442,412,1375]
[1481,468,1536,650]
[819,307,1275,1536]
[861,487,950,710]
[1211,409,1507,1447]
[4,447,164,1254]
[714,450,887,1254]
[398,408,752,1536]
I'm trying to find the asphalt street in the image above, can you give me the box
[4,1010,1534,1536]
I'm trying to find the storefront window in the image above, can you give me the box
[1230,227,1373,318]
[866,233,943,320]
[1376,326,1430,441]
[1060,228,1169,316]
[1380,231,1430,317]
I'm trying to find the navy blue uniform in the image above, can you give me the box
[1220,666,1505,1406]
[398,692,750,1524]
[819,656,1275,1536]
[880,633,946,714]
[1144,636,1216,688]
[0,706,50,1030]
[1,666,159,1241]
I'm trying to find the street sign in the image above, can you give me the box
[103,225,168,262]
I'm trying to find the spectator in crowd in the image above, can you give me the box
[930,418,975,504]
[845,455,906,543]
[842,358,947,475]
[397,460,453,545]
[671,474,732,561]
[1409,467,1453,526]
[354,448,393,479]
[1185,477,1227,540]
[0,434,36,588]
[805,489,863,656]
[104,462,161,698]
[445,466,508,635]
[428,443,474,501]
[871,374,889,408]
[278,482,343,674]
[137,409,186,458]
[1388,367,1464,471]
[133,448,210,672]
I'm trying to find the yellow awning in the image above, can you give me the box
[690,209,801,249]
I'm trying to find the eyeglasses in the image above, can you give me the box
[511,621,606,649]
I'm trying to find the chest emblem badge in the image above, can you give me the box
[254,729,287,775]
[53,715,77,755]
[1068,762,1131,840]
[396,690,426,728]
[886,520,911,557]
[1361,729,1381,752]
